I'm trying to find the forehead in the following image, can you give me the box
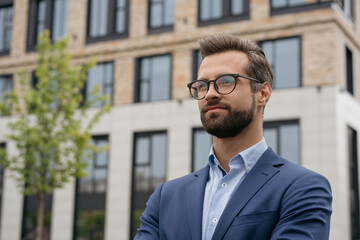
[198,50,249,79]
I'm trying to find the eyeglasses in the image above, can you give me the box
[187,74,264,100]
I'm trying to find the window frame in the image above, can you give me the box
[73,135,109,240]
[27,0,68,52]
[263,119,301,164]
[259,36,302,90]
[0,0,13,56]
[130,130,167,240]
[270,0,332,16]
[86,0,130,44]
[345,45,354,96]
[0,142,5,234]
[197,0,250,27]
[84,61,114,108]
[147,0,175,34]
[0,74,13,116]
[21,194,53,240]
[348,126,360,240]
[192,49,201,82]
[191,127,212,172]
[134,54,173,103]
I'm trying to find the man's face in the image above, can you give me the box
[197,51,257,138]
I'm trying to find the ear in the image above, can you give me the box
[257,82,272,108]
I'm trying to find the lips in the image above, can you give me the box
[202,102,229,113]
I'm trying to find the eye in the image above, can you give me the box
[192,81,207,91]
[216,75,235,86]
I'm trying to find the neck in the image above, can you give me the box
[212,115,263,172]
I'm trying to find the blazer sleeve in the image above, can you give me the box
[270,172,332,240]
[134,183,163,240]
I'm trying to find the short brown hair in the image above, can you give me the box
[198,34,273,92]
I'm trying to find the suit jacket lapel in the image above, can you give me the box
[211,148,282,240]
[186,166,209,240]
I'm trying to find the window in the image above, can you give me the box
[135,54,172,102]
[192,128,212,171]
[345,46,354,95]
[131,131,167,239]
[87,0,129,42]
[192,50,202,81]
[27,0,68,51]
[340,0,354,20]
[0,142,5,234]
[0,75,12,116]
[198,0,249,26]
[148,0,175,33]
[261,37,301,89]
[0,1,13,55]
[348,127,359,240]
[85,62,114,107]
[21,195,53,240]
[74,135,109,240]
[271,0,304,9]
[263,120,300,164]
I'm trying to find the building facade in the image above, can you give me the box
[0,0,359,239]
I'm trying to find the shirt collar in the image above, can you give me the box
[208,138,268,175]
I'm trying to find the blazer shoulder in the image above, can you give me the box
[264,148,330,184]
[162,165,209,188]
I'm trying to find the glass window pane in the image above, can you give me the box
[87,63,113,107]
[289,0,304,6]
[52,0,67,42]
[262,41,273,65]
[135,137,150,165]
[75,210,105,240]
[272,0,287,8]
[164,0,175,25]
[150,55,171,101]
[231,0,243,15]
[0,10,4,50]
[116,0,126,33]
[37,0,46,36]
[193,129,212,171]
[87,66,102,107]
[151,133,167,188]
[140,82,150,102]
[212,0,222,19]
[280,124,300,164]
[150,2,162,28]
[140,58,150,79]
[135,166,150,191]
[200,0,210,21]
[94,169,107,192]
[90,0,108,37]
[275,38,300,89]
[0,76,11,101]
[0,7,11,52]
[263,128,278,153]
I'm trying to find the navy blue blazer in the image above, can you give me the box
[135,148,332,240]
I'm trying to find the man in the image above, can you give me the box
[134,34,332,240]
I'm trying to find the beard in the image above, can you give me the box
[200,95,256,138]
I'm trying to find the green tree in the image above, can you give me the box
[0,30,110,240]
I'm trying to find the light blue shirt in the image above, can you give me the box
[202,138,268,240]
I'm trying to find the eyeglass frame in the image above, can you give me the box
[187,73,264,100]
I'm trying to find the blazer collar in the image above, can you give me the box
[211,148,283,240]
[186,166,209,240]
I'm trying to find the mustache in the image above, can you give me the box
[201,101,231,113]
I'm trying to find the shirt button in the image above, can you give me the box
[247,166,251,172]
[212,217,218,223]
[221,182,227,188]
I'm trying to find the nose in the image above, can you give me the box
[204,82,221,101]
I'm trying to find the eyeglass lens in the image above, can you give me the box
[190,75,236,99]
